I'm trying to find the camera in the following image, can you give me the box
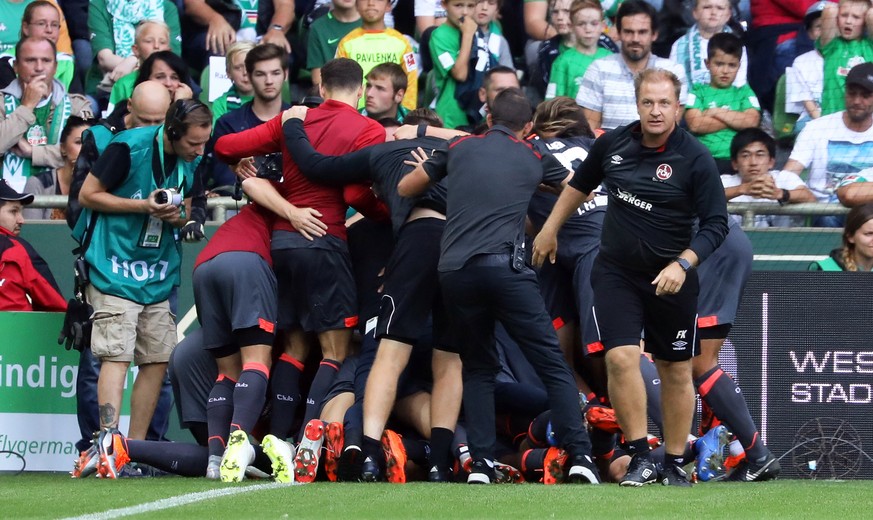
[155,188,183,206]
[256,153,283,182]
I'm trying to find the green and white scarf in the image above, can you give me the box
[107,0,163,59]
[680,24,738,87]
[2,93,71,192]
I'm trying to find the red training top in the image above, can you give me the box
[0,226,67,311]
[194,203,275,270]
[214,99,387,240]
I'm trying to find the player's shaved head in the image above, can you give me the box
[127,80,172,128]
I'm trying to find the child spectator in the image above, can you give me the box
[473,0,513,69]
[546,0,612,100]
[685,33,761,174]
[786,1,828,132]
[86,0,181,96]
[722,128,816,227]
[210,41,257,122]
[307,0,363,89]
[818,0,873,115]
[670,0,748,88]
[336,0,417,111]
[531,0,573,100]
[106,20,172,114]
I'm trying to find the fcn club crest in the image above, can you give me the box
[656,164,673,180]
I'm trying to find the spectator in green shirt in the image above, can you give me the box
[106,21,172,114]
[307,0,362,90]
[685,33,761,174]
[546,0,612,100]
[818,0,873,116]
[210,40,256,122]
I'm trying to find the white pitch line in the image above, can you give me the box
[176,305,198,342]
[59,482,287,520]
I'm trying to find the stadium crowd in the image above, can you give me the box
[1,0,873,487]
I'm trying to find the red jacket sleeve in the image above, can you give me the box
[343,183,390,223]
[214,116,283,164]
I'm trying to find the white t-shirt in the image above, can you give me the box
[788,111,873,203]
[785,50,823,116]
[414,0,446,19]
[721,170,808,227]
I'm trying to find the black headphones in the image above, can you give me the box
[165,99,207,141]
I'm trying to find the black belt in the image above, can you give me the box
[464,253,512,268]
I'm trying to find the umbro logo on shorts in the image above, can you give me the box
[672,341,688,350]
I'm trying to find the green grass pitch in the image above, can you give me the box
[1,474,870,519]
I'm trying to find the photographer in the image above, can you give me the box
[76,99,211,458]
[204,43,291,192]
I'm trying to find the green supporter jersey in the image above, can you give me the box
[687,83,760,160]
[211,85,253,123]
[83,125,199,304]
[429,23,468,130]
[0,2,29,53]
[108,71,137,111]
[546,46,612,100]
[819,37,873,116]
[306,12,362,70]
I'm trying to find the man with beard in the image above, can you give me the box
[205,43,291,190]
[782,62,873,227]
[575,0,687,131]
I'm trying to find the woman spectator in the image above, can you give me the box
[133,50,196,102]
[23,116,94,220]
[810,203,873,271]
[15,0,75,89]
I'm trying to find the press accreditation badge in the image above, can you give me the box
[141,216,164,248]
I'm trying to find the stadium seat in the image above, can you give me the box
[772,74,799,143]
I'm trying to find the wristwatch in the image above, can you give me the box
[674,257,693,272]
[269,24,285,32]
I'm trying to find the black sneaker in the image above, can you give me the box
[619,454,658,487]
[566,454,601,484]
[337,445,363,482]
[428,465,453,483]
[727,451,781,482]
[467,459,495,484]
[659,464,692,487]
[361,455,382,482]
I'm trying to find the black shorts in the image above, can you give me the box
[590,256,700,362]
[272,235,358,332]
[193,252,277,352]
[537,246,601,356]
[376,218,456,353]
[696,223,752,333]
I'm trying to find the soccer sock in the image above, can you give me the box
[589,429,617,458]
[625,437,652,460]
[403,437,430,467]
[695,365,767,460]
[639,355,663,435]
[665,453,685,467]
[429,427,454,471]
[343,401,364,449]
[269,353,303,440]
[127,439,208,477]
[206,375,236,458]
[526,410,553,448]
[230,363,269,434]
[363,435,383,469]
[251,445,273,474]
[298,359,341,439]
[520,448,547,482]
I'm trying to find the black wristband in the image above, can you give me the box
[417,123,427,138]
[779,188,790,205]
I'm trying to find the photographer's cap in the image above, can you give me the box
[846,62,873,93]
[0,179,34,205]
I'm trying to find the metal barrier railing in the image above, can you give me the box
[28,195,853,226]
